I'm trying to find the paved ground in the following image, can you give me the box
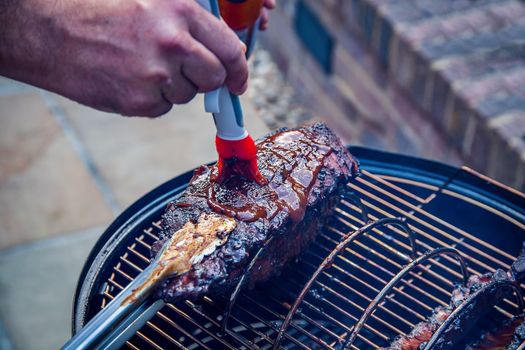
[0,77,268,349]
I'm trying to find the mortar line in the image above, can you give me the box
[39,91,121,216]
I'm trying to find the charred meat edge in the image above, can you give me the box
[382,242,525,350]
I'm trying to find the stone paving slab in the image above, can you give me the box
[0,92,113,249]
[0,226,104,350]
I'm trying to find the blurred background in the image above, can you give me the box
[1,0,524,349]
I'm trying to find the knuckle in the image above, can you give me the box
[223,43,243,65]
[172,0,193,17]
[142,67,169,84]
[159,32,190,54]
[203,69,226,90]
[172,90,196,104]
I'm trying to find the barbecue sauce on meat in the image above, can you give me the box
[211,157,268,186]
[182,129,334,224]
[157,123,359,302]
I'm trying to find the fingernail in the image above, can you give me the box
[240,41,247,54]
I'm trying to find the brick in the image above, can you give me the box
[414,0,495,19]
[421,24,525,61]
[339,1,357,32]
[490,111,525,144]
[390,38,417,91]
[376,17,394,67]
[398,1,510,48]
[486,111,525,185]
[453,67,525,111]
[477,92,525,118]
[486,133,521,186]
[382,1,431,23]
[466,115,493,173]
[429,70,452,124]
[414,0,453,17]
[435,44,525,83]
[444,96,473,150]
[400,18,446,47]
[360,2,378,41]
[409,54,432,107]
[319,0,341,11]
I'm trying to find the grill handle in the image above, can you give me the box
[61,261,166,350]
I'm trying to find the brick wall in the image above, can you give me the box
[258,0,525,191]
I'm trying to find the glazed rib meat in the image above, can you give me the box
[382,242,525,350]
[380,272,502,350]
[151,123,359,302]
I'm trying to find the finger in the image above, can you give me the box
[264,0,276,9]
[161,72,198,105]
[181,38,226,92]
[186,3,248,94]
[259,8,269,30]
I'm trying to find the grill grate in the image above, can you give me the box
[95,169,525,349]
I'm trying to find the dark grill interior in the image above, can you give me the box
[74,148,525,349]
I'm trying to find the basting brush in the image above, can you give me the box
[204,0,266,185]
[205,86,265,184]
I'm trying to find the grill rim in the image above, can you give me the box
[71,146,525,339]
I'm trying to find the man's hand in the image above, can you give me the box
[0,0,264,117]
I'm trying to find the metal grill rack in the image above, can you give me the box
[90,166,525,350]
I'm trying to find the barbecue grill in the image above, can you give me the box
[72,146,525,349]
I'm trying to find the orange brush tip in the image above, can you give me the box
[214,135,267,185]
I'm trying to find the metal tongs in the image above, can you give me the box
[62,212,236,350]
[61,248,169,350]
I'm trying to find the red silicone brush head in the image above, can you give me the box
[212,135,267,185]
